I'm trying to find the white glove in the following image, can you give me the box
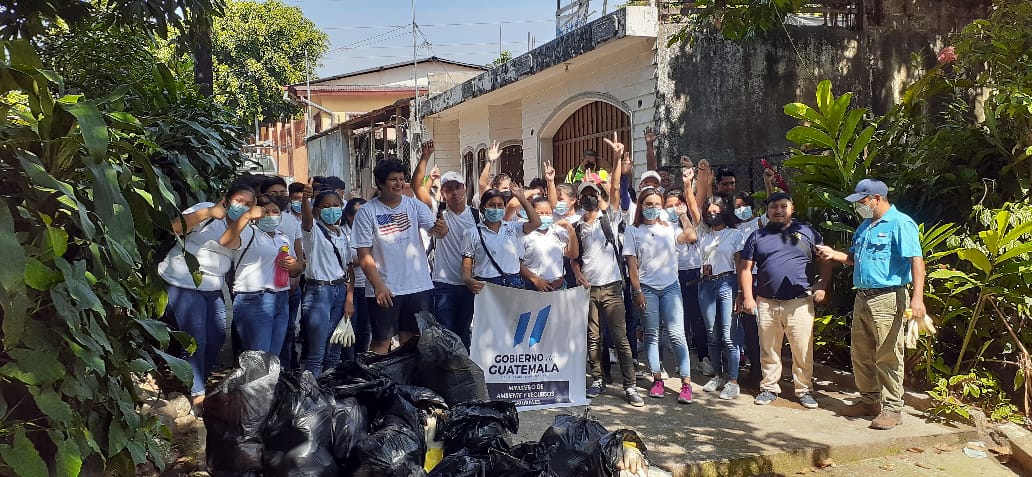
[330,315,355,347]
[904,310,937,349]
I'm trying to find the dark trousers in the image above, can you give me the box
[341,286,372,362]
[679,268,708,359]
[431,282,476,351]
[588,282,636,389]
[601,282,640,382]
[279,285,303,370]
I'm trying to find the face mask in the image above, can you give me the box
[484,207,506,223]
[518,208,528,220]
[643,207,662,221]
[320,206,343,225]
[704,214,722,227]
[580,195,599,212]
[271,196,290,213]
[666,207,679,222]
[555,201,569,215]
[734,206,753,221]
[227,202,248,221]
[290,200,302,214]
[257,215,282,233]
[583,161,596,170]
[538,215,554,230]
[855,202,875,219]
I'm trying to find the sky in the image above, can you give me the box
[290,0,609,78]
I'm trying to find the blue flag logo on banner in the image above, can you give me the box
[513,305,551,347]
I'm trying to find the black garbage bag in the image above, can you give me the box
[397,384,449,413]
[506,442,553,473]
[373,390,423,432]
[538,413,607,477]
[439,401,519,456]
[262,371,338,477]
[415,312,488,405]
[359,338,420,385]
[588,429,650,477]
[329,397,368,464]
[205,351,281,476]
[350,423,427,477]
[427,450,488,477]
[318,360,393,407]
[486,449,559,477]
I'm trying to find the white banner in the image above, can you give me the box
[471,283,589,411]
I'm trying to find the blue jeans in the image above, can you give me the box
[432,282,476,350]
[166,286,226,396]
[301,282,347,376]
[341,286,372,362]
[232,290,289,355]
[642,282,691,378]
[679,268,708,359]
[279,285,303,370]
[699,275,740,380]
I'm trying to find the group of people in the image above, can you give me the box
[160,127,925,431]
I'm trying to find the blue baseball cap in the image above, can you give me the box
[845,179,888,202]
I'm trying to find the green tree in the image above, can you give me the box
[666,0,809,46]
[488,50,513,68]
[212,0,329,129]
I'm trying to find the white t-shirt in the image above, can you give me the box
[342,223,367,289]
[738,215,768,240]
[432,205,479,285]
[462,221,525,278]
[279,212,304,255]
[303,222,350,282]
[667,220,701,270]
[698,225,746,276]
[158,202,233,291]
[576,207,624,287]
[233,226,293,293]
[353,195,436,297]
[623,222,680,289]
[554,211,581,225]
[521,225,569,282]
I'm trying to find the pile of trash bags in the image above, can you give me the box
[205,314,660,477]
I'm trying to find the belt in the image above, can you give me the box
[307,277,347,286]
[701,271,735,282]
[856,286,903,298]
[236,288,278,295]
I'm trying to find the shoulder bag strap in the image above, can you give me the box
[598,214,628,282]
[316,222,348,279]
[232,226,258,270]
[476,224,507,278]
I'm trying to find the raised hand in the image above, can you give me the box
[675,203,688,216]
[508,183,524,199]
[487,140,502,163]
[303,181,314,199]
[245,206,265,221]
[429,165,441,181]
[602,131,625,157]
[208,199,228,219]
[543,161,555,181]
[682,157,695,183]
[421,139,435,158]
[644,126,657,145]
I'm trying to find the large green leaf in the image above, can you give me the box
[0,427,49,477]
[155,348,193,388]
[843,124,875,177]
[0,348,66,385]
[784,153,837,169]
[135,318,170,348]
[786,126,836,149]
[86,162,140,270]
[58,97,108,163]
[958,248,992,275]
[29,386,74,427]
[783,102,825,126]
[997,241,1032,263]
[16,151,96,236]
[826,91,854,144]
[52,435,83,477]
[815,79,833,118]
[0,203,26,294]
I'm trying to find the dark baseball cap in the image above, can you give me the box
[765,191,793,204]
[845,179,888,202]
[583,149,597,158]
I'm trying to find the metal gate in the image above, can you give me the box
[552,101,631,181]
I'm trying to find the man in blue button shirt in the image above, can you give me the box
[816,179,926,430]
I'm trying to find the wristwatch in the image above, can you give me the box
[633,288,643,296]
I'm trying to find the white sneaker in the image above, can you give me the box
[702,376,727,392]
[719,382,741,400]
[701,358,715,376]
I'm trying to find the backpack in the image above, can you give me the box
[427,206,480,270]
[574,208,627,283]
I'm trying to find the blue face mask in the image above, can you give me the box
[734,206,753,221]
[643,207,663,221]
[227,202,248,221]
[484,207,506,223]
[290,200,302,214]
[666,207,679,222]
[320,206,342,225]
[554,201,569,215]
[538,215,554,230]
[257,215,282,233]
[517,208,528,220]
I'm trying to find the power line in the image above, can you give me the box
[319,19,553,30]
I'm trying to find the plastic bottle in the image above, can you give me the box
[274,245,290,288]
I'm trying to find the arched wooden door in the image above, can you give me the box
[552,101,631,181]
[500,144,524,186]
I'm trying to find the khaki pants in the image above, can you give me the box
[587,281,636,389]
[757,296,814,395]
[851,289,907,412]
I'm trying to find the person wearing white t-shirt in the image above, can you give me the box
[354,159,448,355]
[624,188,698,404]
[687,162,747,400]
[462,186,540,291]
[222,193,305,356]
[260,177,306,370]
[663,187,713,376]
[300,187,354,376]
[520,196,579,291]
[159,183,255,412]
[410,143,481,349]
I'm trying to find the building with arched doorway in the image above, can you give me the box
[418,6,658,194]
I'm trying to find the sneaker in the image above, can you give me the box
[586,380,605,398]
[649,380,665,398]
[702,376,727,392]
[659,367,670,379]
[754,390,777,405]
[700,358,716,376]
[625,387,645,407]
[677,384,694,404]
[719,382,741,400]
[798,393,819,409]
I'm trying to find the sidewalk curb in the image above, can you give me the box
[996,423,1032,474]
[669,427,980,477]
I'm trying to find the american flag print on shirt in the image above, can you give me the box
[376,212,411,236]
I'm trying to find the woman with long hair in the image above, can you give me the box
[623,188,698,403]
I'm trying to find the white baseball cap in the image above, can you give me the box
[440,171,465,185]
[639,170,661,186]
